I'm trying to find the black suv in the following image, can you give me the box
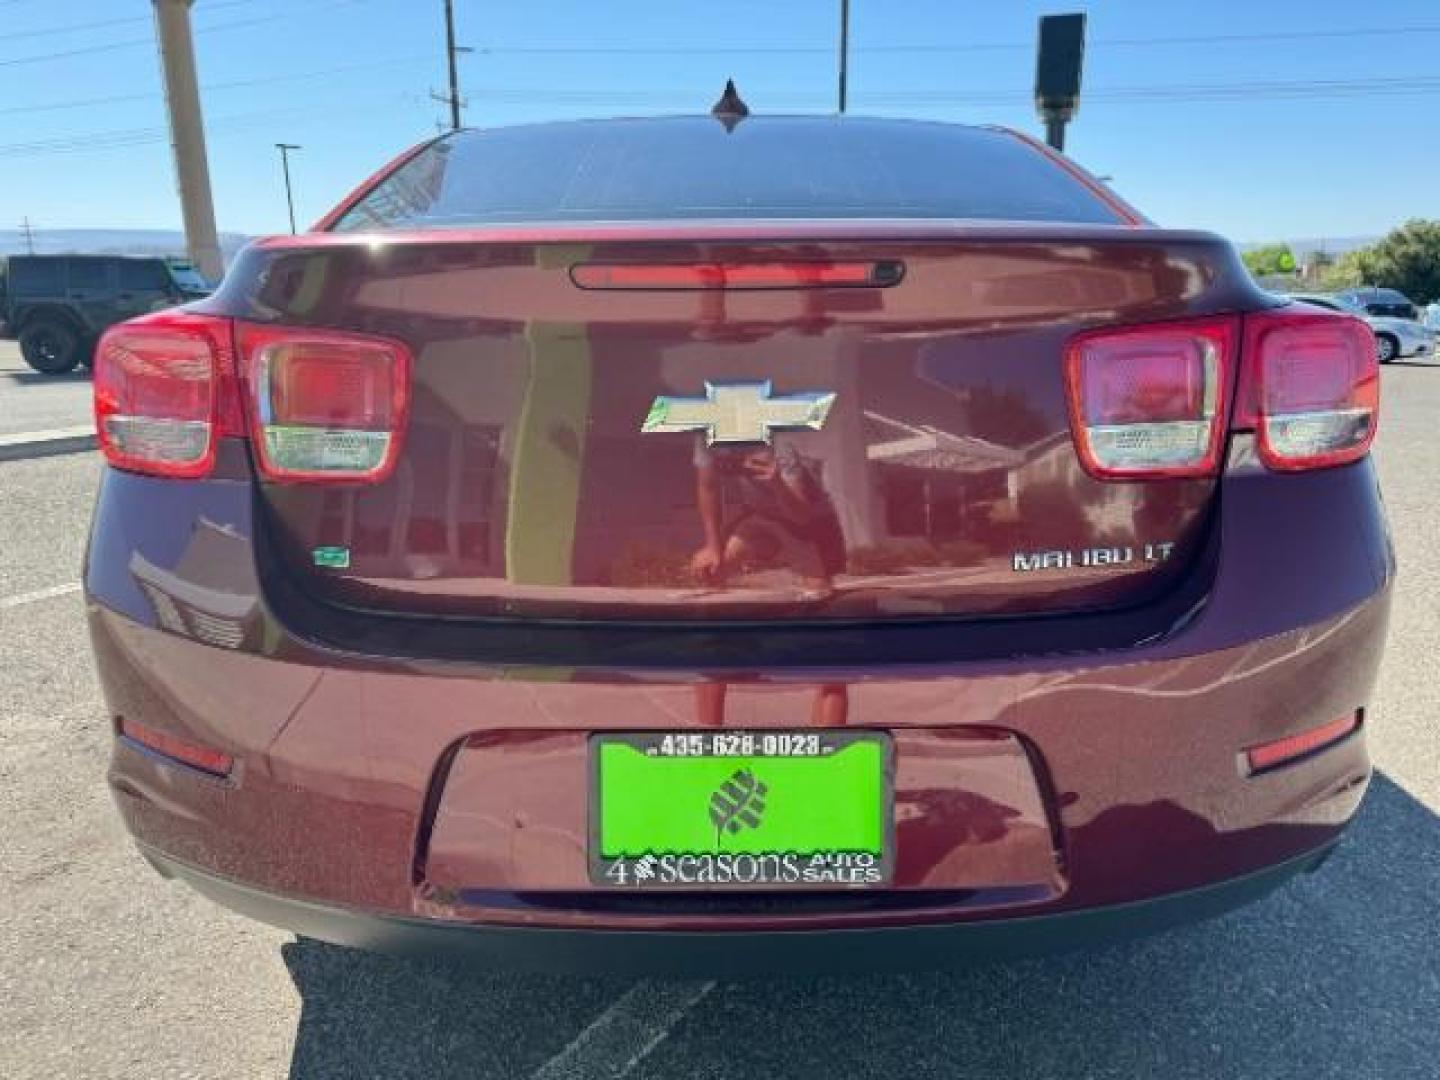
[0,254,211,374]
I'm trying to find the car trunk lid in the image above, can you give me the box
[238,228,1256,623]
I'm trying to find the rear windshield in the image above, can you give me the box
[332,117,1125,231]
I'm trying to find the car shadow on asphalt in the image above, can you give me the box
[0,370,91,385]
[282,772,1439,1080]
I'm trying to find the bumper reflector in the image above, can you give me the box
[1246,712,1361,774]
[118,718,233,778]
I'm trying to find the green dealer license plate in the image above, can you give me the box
[590,731,892,888]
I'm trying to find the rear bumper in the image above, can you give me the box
[86,443,1393,955]
[142,842,1336,975]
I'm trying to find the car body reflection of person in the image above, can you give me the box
[689,437,849,727]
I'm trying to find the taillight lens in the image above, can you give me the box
[94,312,242,478]
[1237,309,1378,471]
[1064,316,1235,479]
[96,315,412,483]
[237,324,411,483]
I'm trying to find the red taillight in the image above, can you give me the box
[236,323,411,483]
[1236,308,1378,472]
[96,315,411,484]
[570,261,903,289]
[1245,712,1361,774]
[118,717,233,778]
[94,312,242,479]
[1064,316,1235,479]
[1065,308,1378,479]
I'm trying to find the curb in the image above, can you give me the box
[0,426,97,462]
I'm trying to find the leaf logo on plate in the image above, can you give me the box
[709,768,768,842]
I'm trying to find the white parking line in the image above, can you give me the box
[0,427,97,462]
[529,980,716,1080]
[0,581,82,610]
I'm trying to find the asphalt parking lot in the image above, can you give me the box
[1,345,1437,1079]
[0,344,92,438]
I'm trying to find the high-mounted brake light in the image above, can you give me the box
[94,312,243,479]
[570,260,903,290]
[1236,308,1378,472]
[1064,316,1236,479]
[237,323,411,483]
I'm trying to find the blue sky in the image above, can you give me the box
[1,0,1435,241]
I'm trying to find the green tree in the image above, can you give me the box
[1341,220,1440,304]
[1241,243,1297,278]
[1318,250,1367,291]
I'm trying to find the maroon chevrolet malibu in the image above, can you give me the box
[85,114,1390,974]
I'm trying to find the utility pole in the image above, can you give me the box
[433,0,471,130]
[275,143,301,234]
[837,0,849,114]
[20,217,35,255]
[152,0,224,282]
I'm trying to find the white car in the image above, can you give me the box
[1292,293,1432,363]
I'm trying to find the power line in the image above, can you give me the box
[1088,25,1440,48]
[471,24,1440,55]
[884,76,1440,105]
[6,16,1432,111]
[0,14,153,42]
[0,95,422,159]
[4,41,1437,159]
[453,74,1440,108]
[0,0,364,67]
[0,1,255,42]
[0,55,434,116]
[0,90,152,116]
[0,33,152,67]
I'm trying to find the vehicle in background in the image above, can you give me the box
[86,114,1389,974]
[0,254,212,374]
[1291,293,1431,363]
[1335,286,1419,321]
[1424,302,1440,333]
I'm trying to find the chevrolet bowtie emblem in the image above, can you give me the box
[642,381,837,445]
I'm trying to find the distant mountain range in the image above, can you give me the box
[0,228,252,259]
